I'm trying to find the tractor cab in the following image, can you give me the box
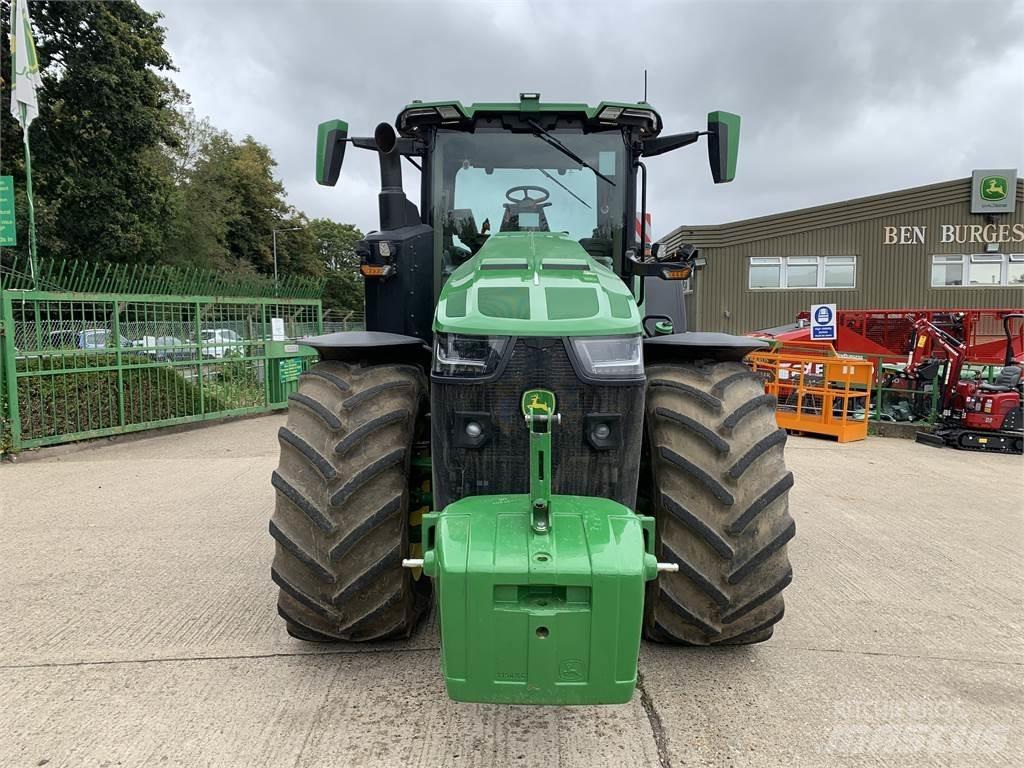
[314,93,740,343]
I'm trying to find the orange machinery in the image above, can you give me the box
[747,341,874,443]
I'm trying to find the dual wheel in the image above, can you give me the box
[270,360,793,645]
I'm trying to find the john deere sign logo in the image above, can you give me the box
[971,168,1016,214]
[981,176,1008,201]
[521,389,556,417]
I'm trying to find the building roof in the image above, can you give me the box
[662,176,1024,249]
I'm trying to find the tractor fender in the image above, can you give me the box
[299,330,430,365]
[643,332,769,363]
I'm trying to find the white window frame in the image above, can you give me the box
[1008,253,1024,286]
[748,255,857,290]
[931,253,1023,288]
[749,257,783,289]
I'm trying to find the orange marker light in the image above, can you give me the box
[661,267,692,280]
[360,264,391,278]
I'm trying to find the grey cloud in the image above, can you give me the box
[148,0,1024,239]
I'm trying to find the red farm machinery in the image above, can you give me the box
[753,309,1023,453]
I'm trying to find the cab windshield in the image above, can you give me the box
[431,128,628,278]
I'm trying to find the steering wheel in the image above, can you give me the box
[505,185,550,205]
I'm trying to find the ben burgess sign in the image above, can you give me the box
[883,222,1024,246]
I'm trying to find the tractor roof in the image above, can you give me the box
[396,94,663,138]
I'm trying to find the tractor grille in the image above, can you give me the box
[431,338,645,509]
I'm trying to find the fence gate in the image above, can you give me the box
[1,261,323,450]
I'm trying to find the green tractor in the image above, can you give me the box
[270,94,794,705]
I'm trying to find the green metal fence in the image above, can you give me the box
[1,257,323,451]
[863,352,1003,427]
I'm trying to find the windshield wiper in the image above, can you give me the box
[538,168,591,209]
[527,119,616,186]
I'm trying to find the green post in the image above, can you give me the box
[261,303,271,407]
[873,356,883,422]
[2,293,21,448]
[21,105,38,290]
[195,301,205,415]
[111,301,125,427]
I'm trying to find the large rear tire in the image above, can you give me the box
[643,361,795,645]
[270,361,429,642]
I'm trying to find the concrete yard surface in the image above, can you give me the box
[1,416,1021,767]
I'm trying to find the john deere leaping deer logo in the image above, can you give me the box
[521,389,556,418]
[981,175,1008,202]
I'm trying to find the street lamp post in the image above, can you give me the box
[272,226,303,285]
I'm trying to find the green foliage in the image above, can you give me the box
[1,0,180,264]
[309,218,365,314]
[0,1,362,307]
[0,364,11,454]
[14,353,230,441]
[205,357,264,409]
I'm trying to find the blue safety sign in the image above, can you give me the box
[810,303,837,341]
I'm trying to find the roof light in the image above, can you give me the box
[403,107,438,119]
[437,105,461,120]
[520,92,541,101]
[598,106,623,120]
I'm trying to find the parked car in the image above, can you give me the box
[144,336,195,362]
[48,328,129,350]
[198,328,244,359]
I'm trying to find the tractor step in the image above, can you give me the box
[421,494,657,705]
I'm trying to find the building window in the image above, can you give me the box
[931,253,1024,287]
[931,255,964,286]
[824,256,857,288]
[1010,254,1024,285]
[749,258,782,289]
[748,256,857,290]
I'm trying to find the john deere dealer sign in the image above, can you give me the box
[971,168,1016,214]
[0,176,15,246]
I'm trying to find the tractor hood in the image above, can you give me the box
[434,232,642,337]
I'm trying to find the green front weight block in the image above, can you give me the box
[422,496,658,705]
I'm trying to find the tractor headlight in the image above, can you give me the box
[569,335,644,380]
[432,333,509,377]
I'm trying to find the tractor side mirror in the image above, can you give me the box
[316,119,349,186]
[707,111,740,184]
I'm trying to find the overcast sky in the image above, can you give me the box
[147,0,1024,240]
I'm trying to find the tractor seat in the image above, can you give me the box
[979,365,1022,392]
[500,202,550,232]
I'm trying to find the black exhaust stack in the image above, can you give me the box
[358,122,434,344]
[373,123,420,231]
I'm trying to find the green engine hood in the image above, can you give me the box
[434,232,641,337]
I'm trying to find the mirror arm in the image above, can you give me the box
[640,130,705,158]
[348,136,426,156]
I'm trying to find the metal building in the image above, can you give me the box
[661,173,1024,334]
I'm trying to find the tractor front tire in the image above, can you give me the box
[643,361,795,645]
[270,361,428,642]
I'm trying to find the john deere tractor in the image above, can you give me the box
[270,94,794,705]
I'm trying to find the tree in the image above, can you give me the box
[308,218,364,314]
[0,0,181,264]
[0,0,362,310]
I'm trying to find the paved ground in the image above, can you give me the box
[1,416,1021,768]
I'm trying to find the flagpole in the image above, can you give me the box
[20,103,37,289]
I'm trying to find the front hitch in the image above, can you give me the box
[409,389,676,705]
